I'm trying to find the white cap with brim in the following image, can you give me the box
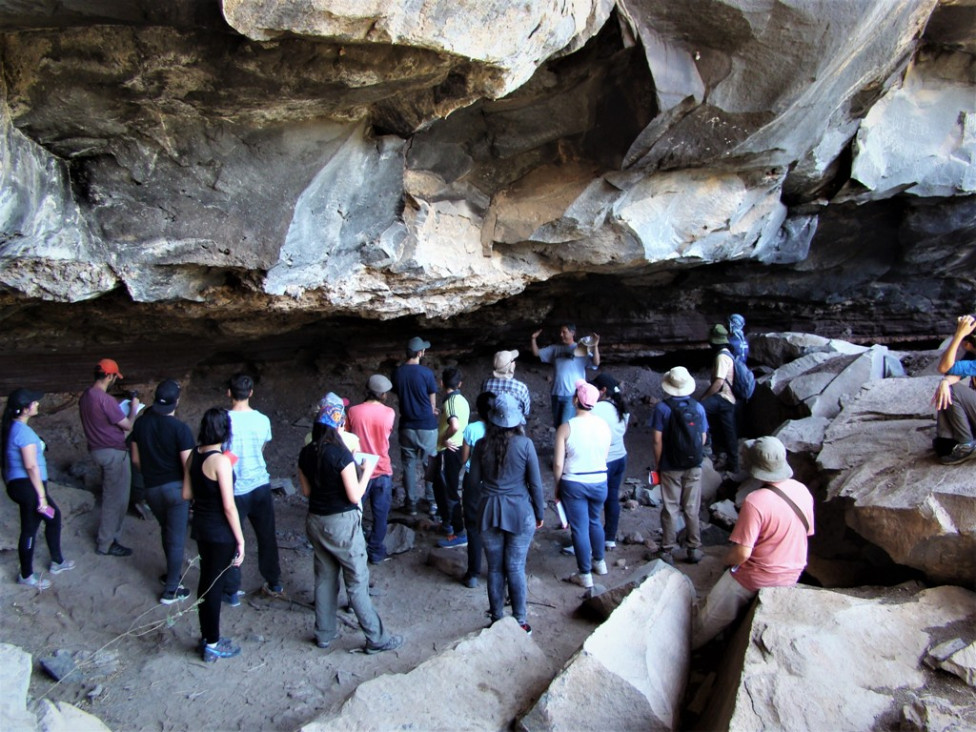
[661,367,695,397]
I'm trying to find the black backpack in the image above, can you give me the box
[664,397,704,469]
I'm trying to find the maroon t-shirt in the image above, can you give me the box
[79,387,127,451]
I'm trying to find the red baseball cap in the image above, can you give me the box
[98,358,124,378]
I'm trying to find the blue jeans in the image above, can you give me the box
[225,484,281,595]
[604,455,626,543]
[702,395,738,470]
[560,478,607,574]
[363,474,392,562]
[398,428,437,506]
[481,513,535,625]
[306,511,389,647]
[550,396,575,428]
[146,480,189,593]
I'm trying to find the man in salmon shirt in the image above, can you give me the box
[692,436,814,648]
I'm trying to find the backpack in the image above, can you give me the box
[664,397,704,470]
[722,349,756,401]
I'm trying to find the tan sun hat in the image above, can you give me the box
[745,436,793,482]
[661,367,695,397]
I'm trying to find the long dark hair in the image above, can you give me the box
[606,387,628,422]
[198,408,231,445]
[481,422,523,477]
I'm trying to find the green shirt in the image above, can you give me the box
[438,391,470,451]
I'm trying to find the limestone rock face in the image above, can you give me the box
[819,375,976,585]
[707,585,976,731]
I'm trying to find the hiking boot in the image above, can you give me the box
[592,559,608,575]
[686,547,704,564]
[564,572,594,589]
[96,541,133,557]
[365,634,403,654]
[437,533,468,549]
[202,637,241,663]
[658,550,674,566]
[941,441,976,465]
[160,586,191,605]
[50,559,76,574]
[17,573,51,590]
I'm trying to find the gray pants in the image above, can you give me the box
[692,568,757,649]
[92,448,131,553]
[660,467,703,552]
[937,381,976,444]
[306,511,388,647]
[398,428,437,505]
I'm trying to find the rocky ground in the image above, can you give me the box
[0,354,731,731]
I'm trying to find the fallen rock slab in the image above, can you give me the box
[520,563,693,731]
[35,700,111,732]
[301,618,552,731]
[0,643,35,731]
[704,584,976,731]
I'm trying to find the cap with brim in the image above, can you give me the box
[153,379,181,414]
[709,324,730,345]
[488,393,525,428]
[367,374,392,394]
[745,436,793,482]
[590,373,619,392]
[8,388,44,411]
[98,358,124,378]
[661,367,695,397]
[575,379,599,409]
[407,336,431,352]
[492,350,519,378]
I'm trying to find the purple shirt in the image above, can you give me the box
[79,387,127,451]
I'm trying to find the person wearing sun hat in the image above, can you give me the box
[553,379,611,589]
[698,324,739,473]
[692,436,814,649]
[481,350,531,418]
[468,393,544,634]
[79,358,141,557]
[651,366,709,565]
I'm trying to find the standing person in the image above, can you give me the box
[346,375,396,564]
[530,323,601,427]
[458,391,493,588]
[933,314,976,464]
[434,367,470,548]
[222,373,283,604]
[3,389,75,589]
[468,393,544,633]
[699,324,739,473]
[692,436,814,649]
[651,367,709,565]
[554,380,611,589]
[727,314,750,362]
[79,358,140,557]
[391,336,439,517]
[481,350,531,417]
[590,373,629,550]
[129,380,195,603]
[183,408,246,663]
[298,398,403,654]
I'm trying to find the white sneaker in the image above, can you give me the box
[592,559,608,575]
[18,573,51,590]
[564,572,593,589]
[50,560,76,574]
[605,541,617,550]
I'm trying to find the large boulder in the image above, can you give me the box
[703,584,976,731]
[819,375,976,585]
[519,563,693,731]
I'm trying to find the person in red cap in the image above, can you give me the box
[79,358,140,556]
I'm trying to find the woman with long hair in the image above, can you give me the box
[3,389,75,589]
[553,380,611,589]
[468,393,544,634]
[298,397,402,653]
[590,374,630,550]
[183,408,245,663]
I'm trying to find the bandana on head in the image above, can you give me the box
[316,393,346,429]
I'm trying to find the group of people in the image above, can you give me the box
[5,312,970,660]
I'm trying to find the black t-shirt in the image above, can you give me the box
[298,442,356,516]
[129,407,195,488]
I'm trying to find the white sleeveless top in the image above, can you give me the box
[563,415,611,484]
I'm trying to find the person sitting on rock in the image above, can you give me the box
[692,436,814,649]
[933,314,976,465]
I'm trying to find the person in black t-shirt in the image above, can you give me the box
[298,401,403,654]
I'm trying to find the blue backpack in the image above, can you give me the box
[722,349,756,401]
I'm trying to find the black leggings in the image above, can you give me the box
[6,478,63,579]
[197,540,236,645]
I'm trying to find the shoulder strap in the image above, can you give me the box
[762,484,810,532]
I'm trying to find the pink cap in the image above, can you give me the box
[575,379,599,409]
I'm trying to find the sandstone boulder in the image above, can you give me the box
[704,584,976,731]
[819,375,975,585]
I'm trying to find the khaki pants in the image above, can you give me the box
[92,448,131,553]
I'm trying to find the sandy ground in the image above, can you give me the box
[0,356,726,731]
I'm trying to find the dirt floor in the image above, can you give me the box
[0,354,728,731]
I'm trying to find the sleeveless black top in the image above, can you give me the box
[190,449,235,544]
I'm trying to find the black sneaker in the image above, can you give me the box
[159,586,191,605]
[941,441,976,465]
[96,541,133,557]
[365,634,403,654]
